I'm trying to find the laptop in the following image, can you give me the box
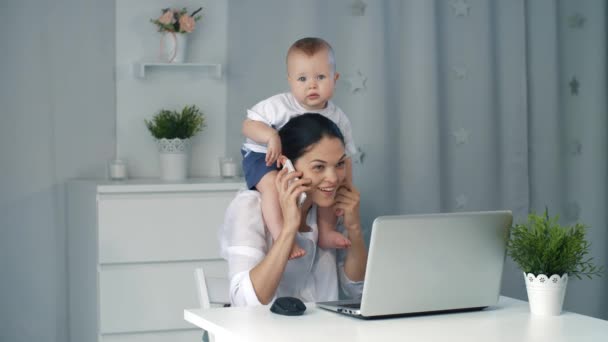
[317,210,512,318]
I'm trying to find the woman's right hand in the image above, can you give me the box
[275,162,311,233]
[333,181,362,233]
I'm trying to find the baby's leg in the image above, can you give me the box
[317,206,351,249]
[256,170,306,259]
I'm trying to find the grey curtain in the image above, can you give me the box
[225,0,608,319]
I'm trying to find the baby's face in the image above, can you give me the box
[287,49,339,111]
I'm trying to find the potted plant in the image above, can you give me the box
[151,7,203,63]
[145,105,206,181]
[506,209,604,316]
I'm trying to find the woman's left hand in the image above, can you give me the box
[333,182,361,232]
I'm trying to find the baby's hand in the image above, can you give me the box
[266,133,282,166]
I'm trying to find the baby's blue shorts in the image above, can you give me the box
[241,150,278,190]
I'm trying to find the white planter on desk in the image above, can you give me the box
[67,178,245,342]
[524,273,568,316]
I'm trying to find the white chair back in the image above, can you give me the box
[194,267,230,308]
[194,267,230,342]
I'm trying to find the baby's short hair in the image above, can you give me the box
[286,37,336,72]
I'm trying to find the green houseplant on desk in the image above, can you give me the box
[145,104,206,181]
[506,210,603,316]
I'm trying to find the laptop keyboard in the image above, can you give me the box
[340,303,361,309]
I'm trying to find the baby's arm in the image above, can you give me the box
[242,119,281,166]
[242,119,276,144]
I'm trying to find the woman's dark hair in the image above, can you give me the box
[279,113,345,162]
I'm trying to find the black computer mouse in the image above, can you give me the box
[270,296,307,316]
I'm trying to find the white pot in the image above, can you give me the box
[157,138,190,181]
[524,272,568,316]
[160,32,188,63]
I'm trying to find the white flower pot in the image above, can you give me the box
[160,32,188,63]
[524,272,568,316]
[157,138,190,181]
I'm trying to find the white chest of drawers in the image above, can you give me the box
[67,178,244,342]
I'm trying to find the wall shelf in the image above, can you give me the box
[133,62,223,79]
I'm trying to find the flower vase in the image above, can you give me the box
[524,273,568,316]
[157,138,190,181]
[160,32,188,63]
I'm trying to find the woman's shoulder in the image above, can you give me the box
[224,190,264,230]
[226,190,263,217]
[219,190,271,261]
[232,189,261,203]
[220,190,267,251]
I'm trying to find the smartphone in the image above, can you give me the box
[283,159,307,207]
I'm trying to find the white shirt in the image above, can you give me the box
[219,190,364,306]
[242,92,358,157]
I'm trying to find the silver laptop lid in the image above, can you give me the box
[360,210,512,317]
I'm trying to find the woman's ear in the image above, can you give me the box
[334,72,340,82]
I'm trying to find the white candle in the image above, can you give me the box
[219,158,238,178]
[109,159,127,180]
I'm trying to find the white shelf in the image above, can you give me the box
[70,177,245,194]
[133,62,223,79]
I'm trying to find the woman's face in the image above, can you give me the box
[294,136,347,207]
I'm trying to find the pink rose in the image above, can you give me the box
[158,10,175,25]
[179,15,196,33]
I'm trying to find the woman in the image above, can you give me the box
[220,113,368,306]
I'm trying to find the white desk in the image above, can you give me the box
[184,297,608,341]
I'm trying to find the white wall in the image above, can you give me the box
[0,1,115,341]
[116,0,228,178]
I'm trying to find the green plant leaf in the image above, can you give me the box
[145,105,206,139]
[506,210,604,280]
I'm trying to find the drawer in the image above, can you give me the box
[98,191,235,263]
[99,260,227,334]
[101,329,202,342]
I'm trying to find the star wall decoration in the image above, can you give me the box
[351,147,365,164]
[452,66,468,80]
[351,0,367,16]
[568,13,586,29]
[451,0,471,17]
[569,77,580,95]
[345,70,367,93]
[452,128,471,145]
[570,140,582,156]
[455,194,468,209]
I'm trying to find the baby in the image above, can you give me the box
[241,37,357,259]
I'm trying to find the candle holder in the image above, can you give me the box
[108,159,128,181]
[219,157,238,178]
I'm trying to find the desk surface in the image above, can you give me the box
[184,297,608,342]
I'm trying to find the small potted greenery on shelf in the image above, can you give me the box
[145,105,205,181]
[506,209,603,316]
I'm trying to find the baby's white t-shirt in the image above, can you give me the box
[242,92,357,157]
